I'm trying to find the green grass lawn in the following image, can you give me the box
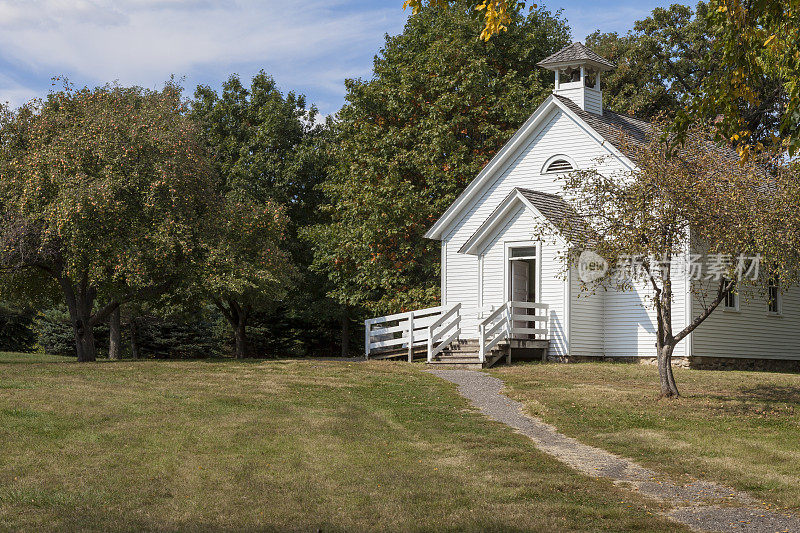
[492,362,800,511]
[0,354,683,532]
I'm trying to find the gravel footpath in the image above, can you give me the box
[428,368,800,533]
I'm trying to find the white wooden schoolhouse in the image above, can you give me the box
[364,43,800,369]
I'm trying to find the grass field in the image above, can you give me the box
[492,362,800,511]
[0,354,683,532]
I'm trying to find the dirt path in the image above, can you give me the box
[428,368,800,533]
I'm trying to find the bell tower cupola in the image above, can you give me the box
[537,42,615,115]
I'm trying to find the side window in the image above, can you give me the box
[723,278,738,310]
[767,276,781,314]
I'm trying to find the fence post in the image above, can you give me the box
[427,325,433,363]
[407,312,414,363]
[479,322,486,363]
[364,319,371,360]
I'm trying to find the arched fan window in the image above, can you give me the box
[545,159,574,173]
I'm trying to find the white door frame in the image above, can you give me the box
[503,240,541,303]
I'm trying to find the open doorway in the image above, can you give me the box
[508,246,537,337]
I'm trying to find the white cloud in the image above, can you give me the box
[0,0,405,114]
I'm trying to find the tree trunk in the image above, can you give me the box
[657,343,679,398]
[74,319,97,362]
[234,314,249,360]
[340,306,349,357]
[213,298,251,360]
[109,307,122,360]
[130,317,140,360]
[70,291,97,362]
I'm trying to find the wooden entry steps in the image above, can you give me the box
[427,339,508,369]
[368,338,549,368]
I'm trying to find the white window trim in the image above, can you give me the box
[541,154,578,175]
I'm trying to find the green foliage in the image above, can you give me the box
[585,4,711,120]
[134,315,223,359]
[587,1,785,149]
[32,308,76,356]
[204,198,293,307]
[191,72,320,213]
[0,81,219,360]
[677,0,799,156]
[0,81,215,294]
[306,1,570,314]
[0,302,34,352]
[190,72,334,357]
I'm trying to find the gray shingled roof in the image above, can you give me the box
[553,94,748,170]
[516,188,588,242]
[537,42,616,70]
[553,94,649,161]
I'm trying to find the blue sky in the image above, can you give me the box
[0,0,681,116]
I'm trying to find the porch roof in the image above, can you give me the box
[458,188,584,255]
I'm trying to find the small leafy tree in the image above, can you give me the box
[0,82,216,361]
[201,197,293,359]
[558,124,800,397]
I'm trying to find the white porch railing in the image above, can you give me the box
[426,303,461,362]
[364,305,454,361]
[365,300,548,364]
[478,301,549,363]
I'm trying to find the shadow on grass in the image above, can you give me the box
[738,384,800,405]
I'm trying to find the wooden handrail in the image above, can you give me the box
[427,303,461,362]
[366,305,445,326]
[365,304,459,360]
[428,303,461,333]
[479,300,549,362]
[478,303,507,328]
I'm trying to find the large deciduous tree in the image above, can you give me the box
[306,1,569,314]
[0,82,216,361]
[585,2,785,149]
[679,0,799,157]
[584,4,712,120]
[558,124,800,398]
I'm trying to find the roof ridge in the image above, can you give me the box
[515,187,563,199]
[553,93,653,126]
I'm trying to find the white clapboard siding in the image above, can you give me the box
[569,271,604,356]
[690,281,800,360]
[557,86,602,115]
[600,258,688,358]
[440,105,629,352]
[583,88,603,115]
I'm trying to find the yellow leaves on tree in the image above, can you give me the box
[403,0,535,40]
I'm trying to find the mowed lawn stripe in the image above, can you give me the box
[1,355,682,532]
